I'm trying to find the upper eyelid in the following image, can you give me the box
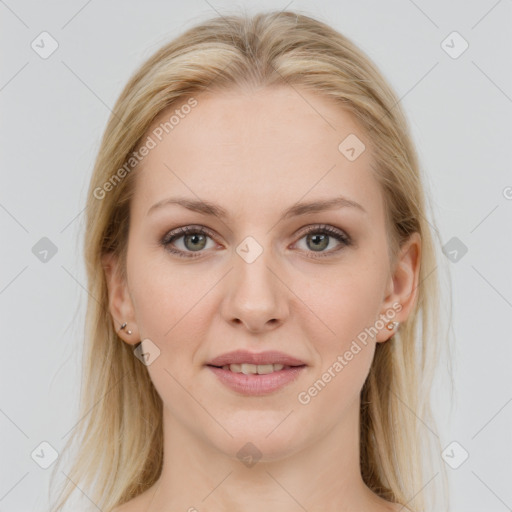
[162,224,216,241]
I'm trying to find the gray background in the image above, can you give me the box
[1,1,511,511]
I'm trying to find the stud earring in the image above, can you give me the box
[386,321,399,331]
[119,322,132,335]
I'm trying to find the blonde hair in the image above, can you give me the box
[49,9,453,512]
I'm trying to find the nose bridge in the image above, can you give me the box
[233,237,280,303]
[222,235,288,330]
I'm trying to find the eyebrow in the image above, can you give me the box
[147,195,366,219]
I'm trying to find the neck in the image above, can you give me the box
[145,397,383,512]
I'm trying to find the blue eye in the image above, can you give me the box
[161,224,351,259]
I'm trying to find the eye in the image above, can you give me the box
[293,224,352,258]
[160,224,352,259]
[160,225,218,258]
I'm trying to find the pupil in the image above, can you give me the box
[308,233,328,251]
[185,234,206,251]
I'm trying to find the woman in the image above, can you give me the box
[50,9,451,512]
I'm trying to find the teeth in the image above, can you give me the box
[242,363,257,374]
[220,363,286,374]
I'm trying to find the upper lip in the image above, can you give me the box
[206,350,306,367]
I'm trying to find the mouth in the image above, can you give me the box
[205,349,307,368]
[207,363,305,374]
[205,363,307,395]
[207,363,306,375]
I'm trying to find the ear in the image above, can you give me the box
[102,252,140,345]
[375,231,421,343]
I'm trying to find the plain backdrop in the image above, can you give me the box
[1,1,511,511]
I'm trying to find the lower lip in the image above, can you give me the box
[206,365,306,395]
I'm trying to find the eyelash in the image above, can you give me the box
[160,224,352,259]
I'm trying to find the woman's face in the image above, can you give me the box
[108,85,418,460]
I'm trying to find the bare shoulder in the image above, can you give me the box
[114,499,411,512]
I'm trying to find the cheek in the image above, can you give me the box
[128,258,212,418]
[299,344,374,432]
[296,273,380,418]
[129,251,215,340]
[297,262,386,346]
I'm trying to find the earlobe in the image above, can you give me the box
[376,232,421,343]
[102,252,140,345]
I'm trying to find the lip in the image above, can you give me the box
[207,365,306,395]
[206,349,306,367]
[205,350,307,396]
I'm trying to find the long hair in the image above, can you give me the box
[49,9,453,512]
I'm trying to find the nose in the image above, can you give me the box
[220,246,289,333]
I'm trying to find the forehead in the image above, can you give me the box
[131,85,384,222]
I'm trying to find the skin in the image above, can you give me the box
[105,85,420,512]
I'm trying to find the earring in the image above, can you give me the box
[386,321,399,331]
[119,322,132,335]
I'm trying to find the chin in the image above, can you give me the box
[206,422,306,462]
